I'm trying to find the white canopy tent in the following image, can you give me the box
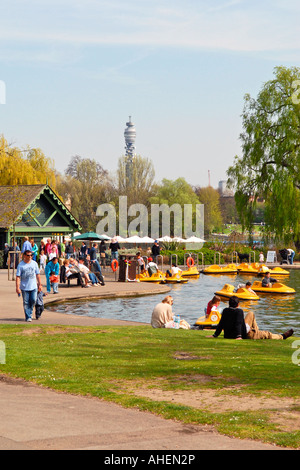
[139,236,155,243]
[157,236,173,242]
[125,236,143,243]
[185,236,206,243]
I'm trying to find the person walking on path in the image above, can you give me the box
[45,257,60,293]
[21,236,32,253]
[16,249,42,322]
[90,243,105,285]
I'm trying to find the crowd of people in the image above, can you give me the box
[2,237,114,270]
[13,236,107,322]
[10,235,297,336]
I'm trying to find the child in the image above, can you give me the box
[259,251,264,263]
[35,290,46,319]
[136,252,146,273]
[50,272,59,293]
[45,257,60,293]
[39,249,47,273]
[48,246,57,261]
[206,295,221,318]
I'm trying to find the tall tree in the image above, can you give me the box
[150,178,200,237]
[195,186,223,236]
[58,155,115,232]
[227,66,300,247]
[117,155,156,206]
[0,136,56,187]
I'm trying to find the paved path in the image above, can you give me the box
[0,270,170,326]
[0,268,293,450]
[0,375,279,450]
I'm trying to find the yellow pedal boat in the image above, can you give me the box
[203,264,238,274]
[180,266,200,278]
[194,310,222,329]
[136,272,166,284]
[164,273,188,284]
[237,262,264,274]
[215,284,259,301]
[251,281,295,294]
[257,266,289,276]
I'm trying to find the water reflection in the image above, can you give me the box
[46,270,300,335]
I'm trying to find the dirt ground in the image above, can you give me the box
[113,352,300,433]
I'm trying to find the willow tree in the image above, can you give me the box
[0,135,56,187]
[227,66,300,248]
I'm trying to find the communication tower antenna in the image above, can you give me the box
[124,116,136,185]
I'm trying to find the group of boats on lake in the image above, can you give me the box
[203,262,295,296]
[135,260,296,330]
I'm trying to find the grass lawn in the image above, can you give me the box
[0,324,299,448]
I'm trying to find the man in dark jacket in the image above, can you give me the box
[262,272,278,287]
[210,296,293,340]
[151,240,160,263]
[212,296,247,339]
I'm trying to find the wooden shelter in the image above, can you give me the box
[0,184,82,248]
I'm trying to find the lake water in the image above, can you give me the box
[46,270,300,335]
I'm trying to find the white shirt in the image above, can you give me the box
[78,263,89,274]
[171,266,181,275]
[39,254,47,265]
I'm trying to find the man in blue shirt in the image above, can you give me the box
[21,236,32,253]
[16,250,42,322]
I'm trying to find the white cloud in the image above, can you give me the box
[0,0,299,55]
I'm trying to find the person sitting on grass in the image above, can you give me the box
[208,296,294,340]
[151,296,174,328]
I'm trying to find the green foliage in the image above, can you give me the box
[0,135,57,187]
[150,177,199,206]
[195,186,223,235]
[117,155,156,207]
[227,66,300,245]
[57,155,115,232]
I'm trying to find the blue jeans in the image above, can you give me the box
[21,289,37,321]
[111,251,118,261]
[88,273,98,284]
[289,252,295,265]
[46,274,51,293]
[91,259,102,273]
[52,282,59,293]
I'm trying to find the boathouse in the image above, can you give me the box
[0,184,82,248]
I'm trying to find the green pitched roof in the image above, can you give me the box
[0,184,82,230]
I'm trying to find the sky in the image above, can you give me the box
[1,0,300,188]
